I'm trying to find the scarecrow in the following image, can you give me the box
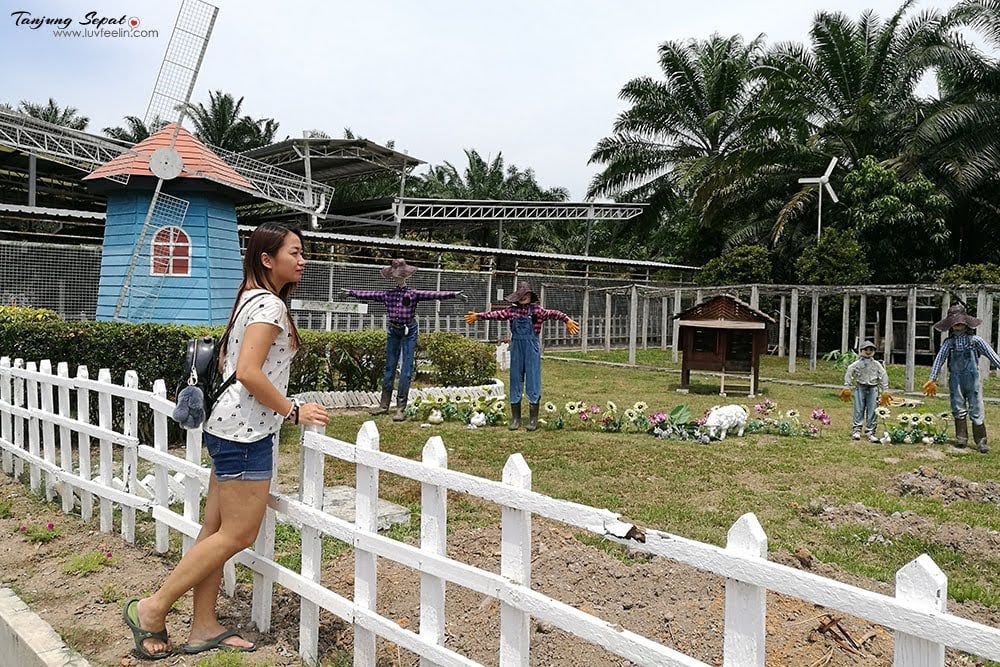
[346,258,463,420]
[923,303,1000,453]
[839,340,891,442]
[464,281,579,431]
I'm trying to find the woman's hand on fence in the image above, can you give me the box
[464,311,478,325]
[457,291,469,301]
[878,392,892,406]
[839,388,852,402]
[298,402,329,427]
[566,319,580,336]
[922,379,937,397]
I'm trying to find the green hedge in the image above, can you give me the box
[0,308,497,395]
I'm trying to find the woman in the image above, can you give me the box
[123,223,329,658]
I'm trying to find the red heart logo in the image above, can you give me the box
[128,17,139,28]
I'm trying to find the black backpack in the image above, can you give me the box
[172,293,268,429]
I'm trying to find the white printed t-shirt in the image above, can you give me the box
[204,289,296,443]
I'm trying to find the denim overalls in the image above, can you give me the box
[949,346,985,426]
[384,320,418,401]
[509,313,541,405]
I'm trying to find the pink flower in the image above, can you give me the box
[105,551,113,558]
[579,412,589,422]
[808,423,819,434]
[46,522,54,530]
[821,416,831,426]
[18,526,26,532]
[590,405,601,414]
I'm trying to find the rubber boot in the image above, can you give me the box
[508,402,522,430]
[955,418,968,448]
[525,403,539,431]
[973,422,989,454]
[370,388,392,415]
[392,397,407,422]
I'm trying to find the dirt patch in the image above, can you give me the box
[893,466,1000,505]
[0,473,993,666]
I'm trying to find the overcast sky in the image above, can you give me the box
[1,0,962,200]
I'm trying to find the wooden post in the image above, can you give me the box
[420,437,448,666]
[841,293,850,354]
[884,297,894,364]
[151,379,170,553]
[500,453,532,666]
[750,285,759,310]
[76,366,93,522]
[354,421,380,666]
[39,360,57,502]
[672,289,682,363]
[810,292,819,371]
[250,429,279,629]
[939,293,950,385]
[789,289,799,373]
[893,554,947,666]
[0,358,12,475]
[628,285,638,366]
[977,289,992,378]
[581,289,590,354]
[97,368,114,534]
[906,288,917,393]
[182,425,201,553]
[122,371,139,544]
[11,358,24,479]
[661,296,670,350]
[724,513,768,667]
[778,295,786,357]
[641,294,649,350]
[604,292,612,352]
[24,362,41,494]
[56,363,73,514]
[858,293,867,352]
[299,426,326,664]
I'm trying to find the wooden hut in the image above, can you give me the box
[675,294,775,396]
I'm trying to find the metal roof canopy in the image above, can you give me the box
[242,225,698,272]
[240,138,424,183]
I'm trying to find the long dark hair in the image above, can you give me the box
[225,223,303,350]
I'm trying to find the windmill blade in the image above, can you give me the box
[824,181,839,204]
[823,156,838,179]
[0,109,132,184]
[798,177,821,184]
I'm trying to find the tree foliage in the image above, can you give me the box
[937,263,1000,286]
[15,98,89,130]
[795,228,871,285]
[185,90,278,151]
[695,245,772,286]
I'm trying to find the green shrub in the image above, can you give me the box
[695,245,772,286]
[422,332,498,387]
[936,263,1000,287]
[0,306,60,323]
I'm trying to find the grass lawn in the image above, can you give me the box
[278,348,1000,609]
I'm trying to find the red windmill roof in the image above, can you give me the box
[83,123,254,191]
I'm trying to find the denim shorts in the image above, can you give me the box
[204,432,274,481]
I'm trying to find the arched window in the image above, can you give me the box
[150,226,190,276]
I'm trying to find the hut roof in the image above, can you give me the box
[675,293,775,329]
[83,124,253,191]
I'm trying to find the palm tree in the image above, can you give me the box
[589,34,768,228]
[102,115,167,144]
[16,98,89,130]
[185,90,278,151]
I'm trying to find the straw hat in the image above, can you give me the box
[933,303,981,332]
[380,258,417,281]
[504,281,538,304]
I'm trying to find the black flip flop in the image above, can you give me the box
[122,597,171,660]
[180,628,256,654]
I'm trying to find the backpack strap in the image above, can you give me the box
[213,291,274,393]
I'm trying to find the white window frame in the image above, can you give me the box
[149,226,191,277]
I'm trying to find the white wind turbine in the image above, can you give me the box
[798,157,839,240]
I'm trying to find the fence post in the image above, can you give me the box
[500,453,532,666]
[977,288,992,379]
[894,554,947,666]
[39,360,57,502]
[778,295,786,358]
[641,293,649,351]
[539,284,546,355]
[354,420,380,666]
[75,366,93,522]
[11,359,24,478]
[25,362,42,494]
[724,513,767,667]
[250,430,280,631]
[420,436,448,666]
[151,379,170,553]
[884,296,894,363]
[661,296,670,351]
[841,293,850,354]
[121,370,139,543]
[96,369,114,533]
[628,285,638,366]
[858,293,867,352]
[299,425,325,664]
[750,285,759,310]
[788,290,799,374]
[809,292,819,372]
[582,288,590,353]
[938,293,950,386]
[182,426,202,553]
[673,290,683,362]
[56,363,74,514]
[906,288,918,393]
[604,292,612,352]
[0,357,12,475]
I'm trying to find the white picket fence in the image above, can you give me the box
[2,355,1000,666]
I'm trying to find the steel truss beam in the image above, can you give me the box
[393,198,645,222]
